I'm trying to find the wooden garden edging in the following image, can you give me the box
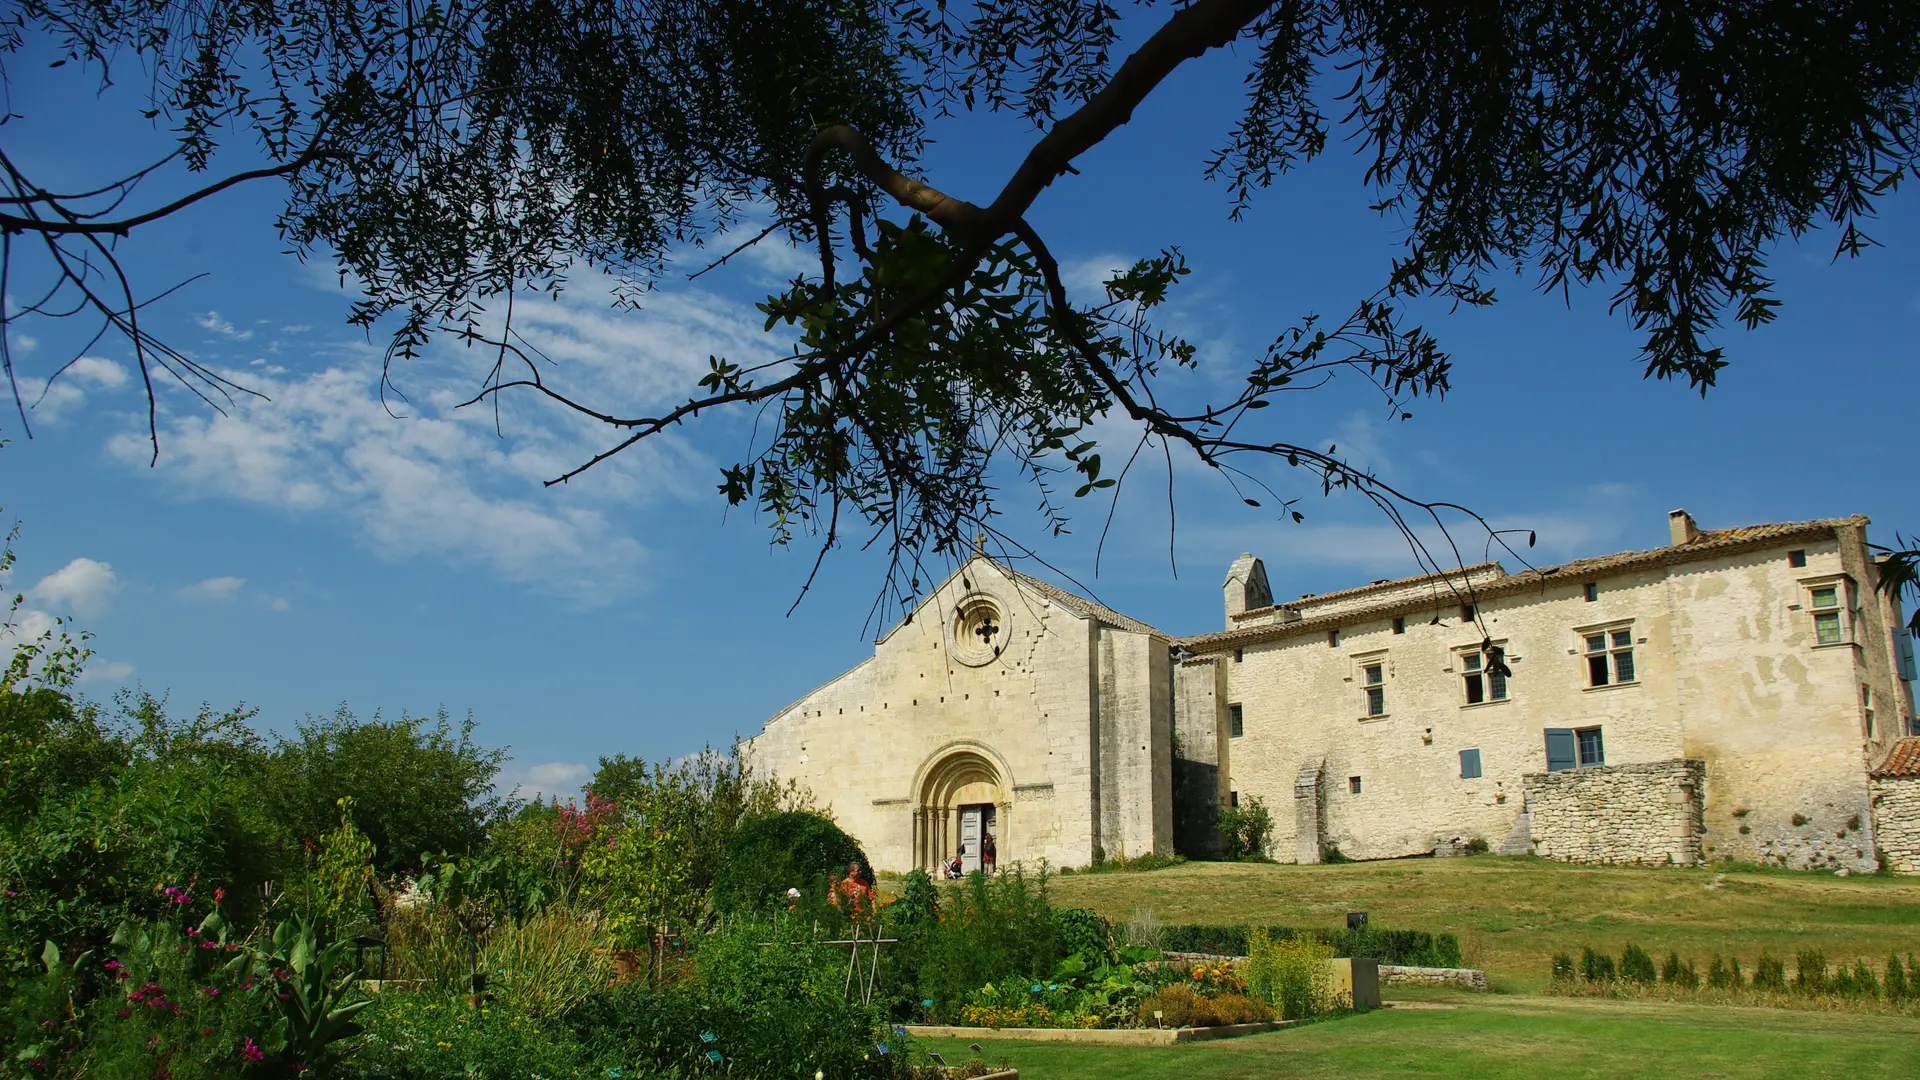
[902,1021,1294,1046]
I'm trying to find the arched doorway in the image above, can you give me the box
[913,743,1012,873]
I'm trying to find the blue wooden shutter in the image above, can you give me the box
[1898,633,1916,683]
[1545,729,1576,772]
[1459,748,1483,779]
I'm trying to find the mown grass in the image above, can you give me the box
[913,990,1920,1080]
[1045,856,1920,989]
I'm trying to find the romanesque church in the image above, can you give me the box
[746,511,1920,874]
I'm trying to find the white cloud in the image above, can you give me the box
[79,660,135,683]
[11,333,36,353]
[115,278,773,604]
[179,575,246,600]
[270,597,291,612]
[524,761,592,788]
[196,310,254,341]
[29,558,119,618]
[26,356,129,420]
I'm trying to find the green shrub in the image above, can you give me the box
[1136,984,1274,1027]
[1551,952,1576,982]
[711,811,867,914]
[1056,908,1114,967]
[1706,954,1741,989]
[1215,796,1274,861]
[1619,944,1657,985]
[570,916,910,1080]
[1794,949,1828,994]
[1157,924,1461,967]
[1579,947,1615,983]
[1660,951,1698,988]
[1753,953,1788,992]
[1887,952,1910,1001]
[1244,929,1335,1020]
[892,866,1063,1021]
[358,991,602,1079]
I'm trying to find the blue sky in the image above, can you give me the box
[3,28,1917,799]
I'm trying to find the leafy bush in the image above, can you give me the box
[357,992,602,1079]
[1242,929,1334,1020]
[1753,953,1787,992]
[1794,949,1828,993]
[1551,946,1920,1014]
[889,865,1064,1021]
[1136,984,1274,1027]
[711,811,868,915]
[1216,795,1275,861]
[570,915,910,1080]
[1579,947,1615,982]
[1158,923,1462,967]
[1888,952,1910,1001]
[1706,954,1742,989]
[1056,908,1113,967]
[1551,952,1576,982]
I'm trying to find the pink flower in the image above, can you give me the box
[116,1010,130,1017]
[240,1037,265,1063]
[201,988,219,997]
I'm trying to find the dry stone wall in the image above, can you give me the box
[1872,776,1920,873]
[1523,759,1704,866]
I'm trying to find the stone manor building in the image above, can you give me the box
[746,511,1920,874]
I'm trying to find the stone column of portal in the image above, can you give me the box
[996,801,1012,867]
[912,808,925,870]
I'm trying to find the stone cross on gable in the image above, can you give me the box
[974,532,987,557]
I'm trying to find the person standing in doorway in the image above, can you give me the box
[981,831,997,875]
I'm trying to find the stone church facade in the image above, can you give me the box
[747,511,1920,873]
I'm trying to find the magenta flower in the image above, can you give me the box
[201,987,219,997]
[240,1037,265,1063]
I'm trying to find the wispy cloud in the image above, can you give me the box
[196,311,254,341]
[115,278,775,604]
[179,576,246,601]
[29,557,120,618]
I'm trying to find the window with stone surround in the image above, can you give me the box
[1808,581,1849,645]
[1581,624,1635,687]
[1459,748,1483,779]
[1229,703,1244,738]
[1546,726,1605,771]
[1356,656,1387,718]
[1458,643,1509,705]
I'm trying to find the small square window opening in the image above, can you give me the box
[1363,663,1386,717]
[1459,748,1483,779]
[1461,604,1476,623]
[1583,582,1598,603]
[1234,647,1244,663]
[1328,628,1341,647]
[1348,775,1363,794]
[1392,616,1406,635]
[1788,549,1807,568]
[1228,703,1245,739]
[1229,790,1239,808]
[1577,727,1605,767]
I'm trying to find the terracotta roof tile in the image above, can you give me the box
[1230,562,1503,621]
[1872,737,1920,779]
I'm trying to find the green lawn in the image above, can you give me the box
[1046,857,1920,988]
[913,991,1920,1079]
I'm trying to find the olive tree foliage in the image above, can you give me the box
[4,1,1919,609]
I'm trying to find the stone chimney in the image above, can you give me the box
[1668,508,1700,546]
[1224,553,1272,626]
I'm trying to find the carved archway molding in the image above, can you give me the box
[912,739,1016,871]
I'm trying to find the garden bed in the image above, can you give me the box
[904,1021,1294,1045]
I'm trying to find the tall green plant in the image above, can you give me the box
[1243,929,1334,1020]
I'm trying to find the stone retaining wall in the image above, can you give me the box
[1522,758,1704,866]
[1378,965,1488,991]
[1870,775,1920,874]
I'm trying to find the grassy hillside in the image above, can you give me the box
[1046,857,1920,988]
[915,991,1920,1080]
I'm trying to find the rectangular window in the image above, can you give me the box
[1459,748,1483,779]
[1348,775,1363,794]
[1234,647,1244,664]
[1328,628,1341,647]
[1788,549,1807,568]
[1461,604,1477,623]
[1363,663,1385,717]
[1228,703,1245,739]
[1585,626,1635,686]
[1577,727,1605,767]
[1229,790,1239,808]
[1810,584,1844,645]
[1392,616,1405,635]
[1545,728,1577,772]
[1863,686,1875,739]
[1460,648,1509,705]
[1583,582,1598,603]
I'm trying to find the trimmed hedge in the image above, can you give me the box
[1161,924,1462,967]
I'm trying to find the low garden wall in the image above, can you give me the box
[1869,768,1920,874]
[1379,965,1489,991]
[1522,758,1704,866]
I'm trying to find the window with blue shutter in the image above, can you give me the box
[1459,748,1483,779]
[1545,729,1577,772]
[1898,633,1916,683]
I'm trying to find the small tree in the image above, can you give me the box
[1216,795,1274,862]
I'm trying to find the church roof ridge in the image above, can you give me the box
[1230,561,1505,621]
[996,562,1165,638]
[1182,515,1867,652]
